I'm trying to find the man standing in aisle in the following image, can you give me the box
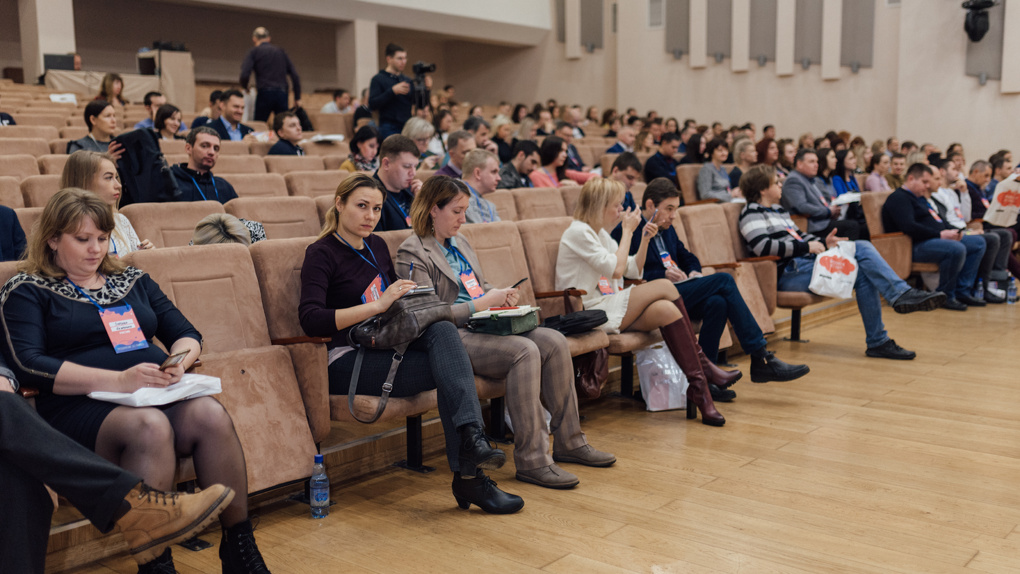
[240,27,302,122]
[370,43,432,140]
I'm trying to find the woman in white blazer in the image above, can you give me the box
[555,177,725,426]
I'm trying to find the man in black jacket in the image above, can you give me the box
[369,43,431,140]
[643,133,680,183]
[170,127,238,204]
[373,135,423,231]
[881,163,985,310]
[240,27,301,122]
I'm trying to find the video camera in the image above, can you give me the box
[411,61,435,111]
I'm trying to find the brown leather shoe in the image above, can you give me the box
[553,444,616,467]
[516,464,580,489]
[118,483,234,565]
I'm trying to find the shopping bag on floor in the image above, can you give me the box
[636,344,688,412]
[809,241,857,299]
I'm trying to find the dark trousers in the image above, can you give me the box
[676,272,768,362]
[328,321,483,474]
[817,218,863,241]
[254,88,289,122]
[0,393,139,574]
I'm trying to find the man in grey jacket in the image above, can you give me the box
[780,148,860,239]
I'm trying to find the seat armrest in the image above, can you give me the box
[871,232,905,240]
[271,336,332,345]
[702,261,740,269]
[534,289,588,298]
[739,255,780,262]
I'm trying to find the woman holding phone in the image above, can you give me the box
[397,176,615,491]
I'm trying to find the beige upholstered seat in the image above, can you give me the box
[225,196,321,238]
[0,125,60,140]
[19,175,61,208]
[511,187,569,220]
[120,201,225,248]
[264,155,325,174]
[219,173,289,198]
[0,176,24,208]
[36,155,68,175]
[284,170,349,198]
[0,155,41,180]
[0,138,50,158]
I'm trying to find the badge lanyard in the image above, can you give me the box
[447,243,485,300]
[654,235,677,270]
[389,193,412,226]
[66,278,149,354]
[335,233,389,301]
[186,174,219,202]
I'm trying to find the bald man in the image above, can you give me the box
[240,26,302,121]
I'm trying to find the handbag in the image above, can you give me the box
[808,241,858,299]
[345,291,454,423]
[572,348,608,399]
[541,309,608,335]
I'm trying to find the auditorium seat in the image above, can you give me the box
[11,114,67,130]
[313,195,333,226]
[0,125,60,140]
[0,176,23,208]
[124,244,317,493]
[303,142,350,158]
[859,189,924,279]
[20,175,60,208]
[158,139,187,155]
[59,126,88,140]
[487,190,517,221]
[321,155,346,171]
[284,170,348,198]
[264,155,324,174]
[48,139,71,154]
[511,187,568,220]
[413,169,435,182]
[308,112,354,140]
[0,138,50,158]
[247,121,269,133]
[676,164,701,204]
[218,140,251,155]
[248,141,273,156]
[559,185,583,216]
[210,155,266,174]
[14,207,42,237]
[225,197,321,239]
[120,201,225,248]
[0,155,41,180]
[600,153,619,174]
[219,173,289,198]
[36,155,68,175]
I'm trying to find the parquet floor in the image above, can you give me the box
[62,303,1020,573]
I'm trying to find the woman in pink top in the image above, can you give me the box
[530,136,570,187]
[864,153,891,191]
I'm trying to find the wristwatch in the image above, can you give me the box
[3,376,17,392]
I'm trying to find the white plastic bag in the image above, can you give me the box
[88,374,221,407]
[809,241,857,299]
[636,344,688,412]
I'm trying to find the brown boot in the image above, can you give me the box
[671,297,742,388]
[659,316,725,426]
[118,483,234,565]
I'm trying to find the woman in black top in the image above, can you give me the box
[0,189,271,573]
[678,132,706,164]
[298,173,522,514]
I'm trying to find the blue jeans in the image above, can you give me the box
[777,240,910,349]
[254,88,289,122]
[912,235,985,299]
[378,120,405,141]
[676,272,767,361]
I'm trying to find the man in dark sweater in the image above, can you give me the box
[643,133,680,183]
[369,43,431,140]
[267,111,304,156]
[611,178,810,389]
[170,127,238,204]
[239,27,302,122]
[373,135,423,231]
[881,163,985,310]
[0,206,26,262]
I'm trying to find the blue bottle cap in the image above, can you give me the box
[314,454,324,464]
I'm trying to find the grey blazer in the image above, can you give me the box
[780,169,833,233]
[395,233,492,327]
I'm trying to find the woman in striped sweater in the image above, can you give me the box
[737,165,944,360]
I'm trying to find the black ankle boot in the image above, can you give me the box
[219,519,270,574]
[451,471,524,514]
[750,350,811,383]
[458,423,506,471]
[137,548,176,574]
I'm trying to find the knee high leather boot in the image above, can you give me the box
[672,297,742,388]
[659,315,725,427]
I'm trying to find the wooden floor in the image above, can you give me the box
[62,303,1020,573]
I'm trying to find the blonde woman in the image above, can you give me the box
[490,116,515,163]
[60,151,153,256]
[397,175,615,490]
[401,117,440,169]
[555,177,727,426]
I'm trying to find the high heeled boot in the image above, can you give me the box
[659,316,725,427]
[671,297,742,388]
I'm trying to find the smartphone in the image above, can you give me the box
[511,277,529,289]
[160,351,189,371]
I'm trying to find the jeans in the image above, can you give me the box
[777,240,910,349]
[253,88,289,122]
[378,120,405,141]
[676,272,767,361]
[912,235,986,299]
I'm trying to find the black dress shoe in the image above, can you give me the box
[459,424,505,471]
[452,471,524,514]
[958,295,987,307]
[942,298,968,311]
[708,383,736,402]
[892,289,946,314]
[750,351,811,383]
[865,338,916,360]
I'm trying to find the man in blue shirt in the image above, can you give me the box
[643,132,680,183]
[610,178,810,387]
[460,149,501,223]
[208,90,254,142]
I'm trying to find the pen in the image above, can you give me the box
[409,262,414,280]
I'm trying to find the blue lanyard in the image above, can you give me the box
[466,183,494,222]
[445,242,472,275]
[65,277,106,311]
[653,234,668,256]
[334,233,389,289]
[388,193,410,222]
[187,174,219,201]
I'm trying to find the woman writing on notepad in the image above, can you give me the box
[397,175,615,491]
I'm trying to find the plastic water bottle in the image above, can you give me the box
[974,279,984,301]
[309,454,329,518]
[1008,278,1017,304]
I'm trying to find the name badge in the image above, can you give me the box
[660,251,678,270]
[928,208,942,223]
[954,207,964,219]
[361,275,384,303]
[597,276,615,295]
[460,270,485,299]
[981,198,990,209]
[99,304,149,354]
[786,227,803,241]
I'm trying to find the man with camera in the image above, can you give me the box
[370,43,433,140]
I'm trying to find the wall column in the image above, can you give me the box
[336,18,378,98]
[18,0,77,81]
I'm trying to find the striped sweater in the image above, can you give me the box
[738,202,822,265]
